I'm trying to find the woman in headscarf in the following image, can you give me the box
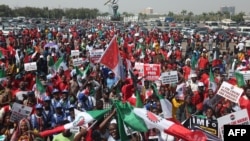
[10,118,35,141]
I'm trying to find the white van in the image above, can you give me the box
[238,26,250,35]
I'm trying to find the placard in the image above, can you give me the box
[144,64,161,81]
[217,109,249,140]
[160,71,178,84]
[72,58,84,66]
[24,62,37,71]
[134,62,144,77]
[217,81,243,103]
[10,102,32,122]
[90,49,104,63]
[71,50,80,57]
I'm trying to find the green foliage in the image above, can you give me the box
[0,4,101,19]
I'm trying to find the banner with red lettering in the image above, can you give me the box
[144,64,161,81]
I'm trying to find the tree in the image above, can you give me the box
[187,11,193,22]
[181,10,187,22]
[168,11,174,17]
[232,12,245,23]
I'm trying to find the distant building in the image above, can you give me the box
[141,7,153,15]
[220,6,235,15]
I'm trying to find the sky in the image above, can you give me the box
[1,0,250,15]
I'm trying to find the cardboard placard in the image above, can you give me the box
[144,64,161,81]
[134,62,144,77]
[71,50,80,57]
[10,103,32,122]
[24,62,37,71]
[72,58,84,66]
[217,109,249,140]
[217,81,243,103]
[160,71,178,84]
[90,49,104,63]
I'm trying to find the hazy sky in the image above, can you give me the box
[1,0,250,15]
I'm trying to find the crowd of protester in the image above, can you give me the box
[0,19,250,141]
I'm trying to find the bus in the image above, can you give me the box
[220,19,238,30]
[204,21,219,30]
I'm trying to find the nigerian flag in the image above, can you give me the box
[115,101,207,141]
[151,83,172,118]
[0,69,6,81]
[235,71,246,87]
[39,108,111,137]
[209,68,217,92]
[36,76,45,93]
[0,50,3,59]
[54,57,68,71]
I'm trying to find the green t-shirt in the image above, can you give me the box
[52,133,75,141]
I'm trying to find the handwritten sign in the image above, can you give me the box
[71,50,80,57]
[217,81,243,103]
[10,103,32,122]
[160,71,178,84]
[72,58,84,66]
[24,62,37,71]
[90,49,104,63]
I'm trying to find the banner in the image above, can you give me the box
[217,109,249,140]
[217,81,243,103]
[144,64,161,81]
[24,62,37,71]
[160,71,178,84]
[10,102,32,122]
[190,115,218,136]
[90,49,104,63]
[71,50,80,57]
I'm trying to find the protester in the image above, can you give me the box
[0,17,250,141]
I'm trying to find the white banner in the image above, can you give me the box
[217,81,243,103]
[160,71,178,84]
[10,102,32,122]
[71,50,80,57]
[24,62,37,71]
[217,109,249,140]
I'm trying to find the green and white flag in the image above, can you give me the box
[209,68,217,92]
[39,108,111,137]
[151,83,172,118]
[0,69,6,81]
[235,71,246,87]
[54,57,68,71]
